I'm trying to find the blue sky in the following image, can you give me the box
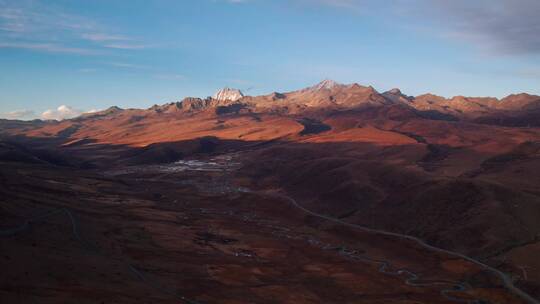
[1,0,539,120]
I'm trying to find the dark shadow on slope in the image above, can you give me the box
[298,118,332,135]
[415,110,459,122]
[3,130,540,297]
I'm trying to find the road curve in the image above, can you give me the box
[264,191,539,304]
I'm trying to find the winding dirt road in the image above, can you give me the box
[263,191,540,304]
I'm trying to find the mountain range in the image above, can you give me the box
[2,79,540,303]
[60,79,540,128]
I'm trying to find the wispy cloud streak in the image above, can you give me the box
[298,0,540,56]
[0,0,150,54]
[0,42,100,55]
[0,109,36,120]
[426,0,540,55]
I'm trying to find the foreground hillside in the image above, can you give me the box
[1,80,540,303]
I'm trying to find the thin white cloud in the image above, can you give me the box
[82,33,150,50]
[0,106,102,121]
[300,0,540,56]
[217,0,250,3]
[0,0,150,55]
[107,62,185,79]
[0,1,95,34]
[514,69,540,79]
[0,109,36,120]
[295,0,373,12]
[310,0,363,9]
[425,0,540,55]
[0,42,100,55]
[153,73,186,80]
[108,62,150,69]
[0,8,26,32]
[103,43,149,50]
[79,68,98,73]
[41,105,83,120]
[81,33,132,42]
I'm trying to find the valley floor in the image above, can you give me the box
[0,157,532,304]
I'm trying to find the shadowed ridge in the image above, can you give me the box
[383,88,414,104]
[500,93,540,110]
[77,106,124,120]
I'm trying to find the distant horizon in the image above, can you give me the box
[2,0,540,120]
[2,78,538,122]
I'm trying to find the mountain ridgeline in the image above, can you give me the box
[3,79,540,302]
[77,80,540,127]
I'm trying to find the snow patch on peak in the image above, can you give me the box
[310,79,342,91]
[213,87,244,101]
[383,88,413,103]
[387,88,402,95]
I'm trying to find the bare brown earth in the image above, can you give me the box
[0,160,530,304]
[1,80,540,303]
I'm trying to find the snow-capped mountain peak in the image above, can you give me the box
[310,79,342,91]
[212,87,244,101]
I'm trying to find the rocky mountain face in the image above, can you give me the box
[19,80,540,127]
[382,88,413,104]
[3,79,540,300]
[306,79,342,91]
[212,87,244,102]
[192,80,539,126]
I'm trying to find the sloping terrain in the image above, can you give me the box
[0,157,532,304]
[2,80,540,303]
